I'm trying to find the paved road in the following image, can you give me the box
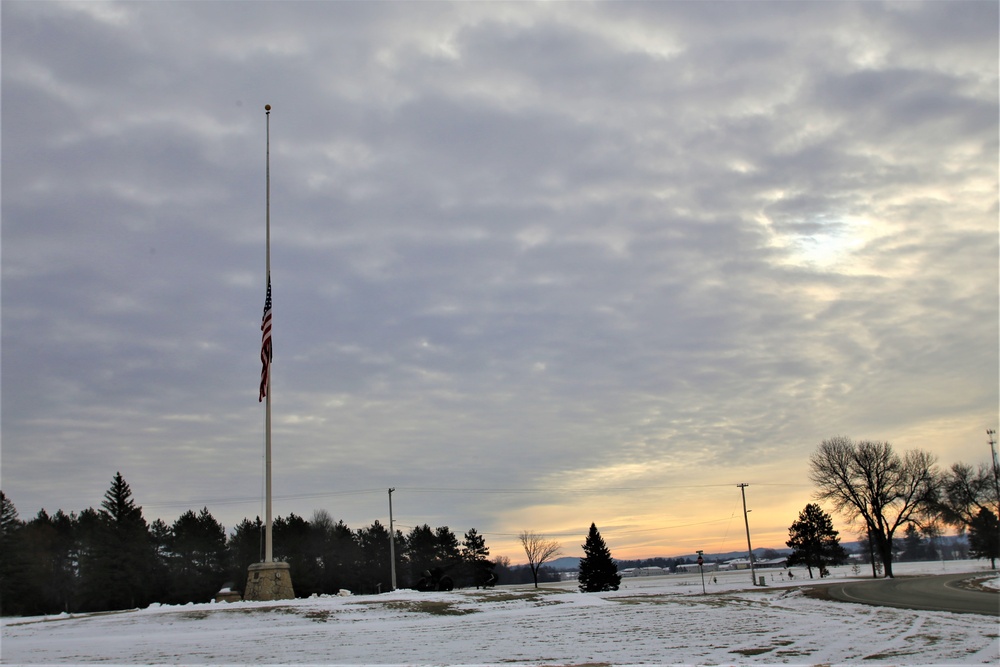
[807,572,999,616]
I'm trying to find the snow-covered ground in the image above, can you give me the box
[2,560,997,665]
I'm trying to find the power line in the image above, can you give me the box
[483,515,736,539]
[143,488,385,510]
[395,482,808,494]
[140,481,810,511]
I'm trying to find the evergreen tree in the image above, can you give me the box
[578,523,620,592]
[227,516,264,594]
[73,507,104,607]
[900,523,928,561]
[399,525,463,590]
[49,510,80,612]
[147,518,171,603]
[0,492,27,615]
[786,503,848,578]
[321,518,362,594]
[273,512,326,597]
[0,491,21,538]
[921,522,942,561]
[967,508,999,569]
[461,528,495,588]
[165,508,228,603]
[404,524,438,588]
[18,510,78,615]
[79,473,155,611]
[434,526,461,567]
[356,521,391,594]
[309,510,336,595]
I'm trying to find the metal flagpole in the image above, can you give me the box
[245,104,291,600]
[264,103,273,563]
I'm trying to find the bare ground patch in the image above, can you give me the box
[349,598,478,616]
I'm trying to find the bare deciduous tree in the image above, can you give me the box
[936,462,997,528]
[809,436,937,578]
[519,530,562,588]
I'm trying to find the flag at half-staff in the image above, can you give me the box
[259,275,272,401]
[243,103,293,600]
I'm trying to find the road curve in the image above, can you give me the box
[805,572,999,616]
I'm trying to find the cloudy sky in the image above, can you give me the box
[2,1,997,562]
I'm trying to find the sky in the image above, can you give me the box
[2,0,998,563]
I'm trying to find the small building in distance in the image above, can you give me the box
[620,566,670,577]
[676,562,719,573]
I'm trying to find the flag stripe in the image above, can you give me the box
[259,277,272,402]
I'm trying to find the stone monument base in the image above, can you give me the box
[244,561,294,601]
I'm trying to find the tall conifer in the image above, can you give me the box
[578,523,620,592]
[80,472,154,610]
[786,503,848,578]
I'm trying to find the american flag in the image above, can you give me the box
[259,276,272,402]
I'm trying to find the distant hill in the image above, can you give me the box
[539,535,968,571]
[548,556,582,571]
[545,549,787,571]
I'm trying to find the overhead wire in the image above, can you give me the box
[142,481,809,511]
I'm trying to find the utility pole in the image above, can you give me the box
[738,483,757,586]
[988,430,999,514]
[388,488,397,591]
[696,550,706,594]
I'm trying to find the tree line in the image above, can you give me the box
[2,435,997,614]
[0,473,504,616]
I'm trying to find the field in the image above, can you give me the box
[2,560,997,665]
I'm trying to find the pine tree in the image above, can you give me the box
[310,514,362,595]
[461,528,495,588]
[356,520,391,594]
[0,493,27,615]
[79,473,154,610]
[578,523,620,592]
[0,491,21,539]
[227,516,264,593]
[404,524,438,588]
[967,508,999,569]
[786,503,848,578]
[148,518,171,603]
[900,524,928,561]
[273,513,321,596]
[166,508,228,603]
[17,510,79,615]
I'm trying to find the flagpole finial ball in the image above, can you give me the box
[265,104,271,111]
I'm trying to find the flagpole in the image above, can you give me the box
[245,104,291,600]
[264,103,273,564]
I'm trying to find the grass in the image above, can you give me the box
[351,599,478,616]
[729,638,797,657]
[461,588,564,606]
[730,647,774,656]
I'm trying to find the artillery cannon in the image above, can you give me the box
[415,567,454,592]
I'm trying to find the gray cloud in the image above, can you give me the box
[2,0,996,557]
